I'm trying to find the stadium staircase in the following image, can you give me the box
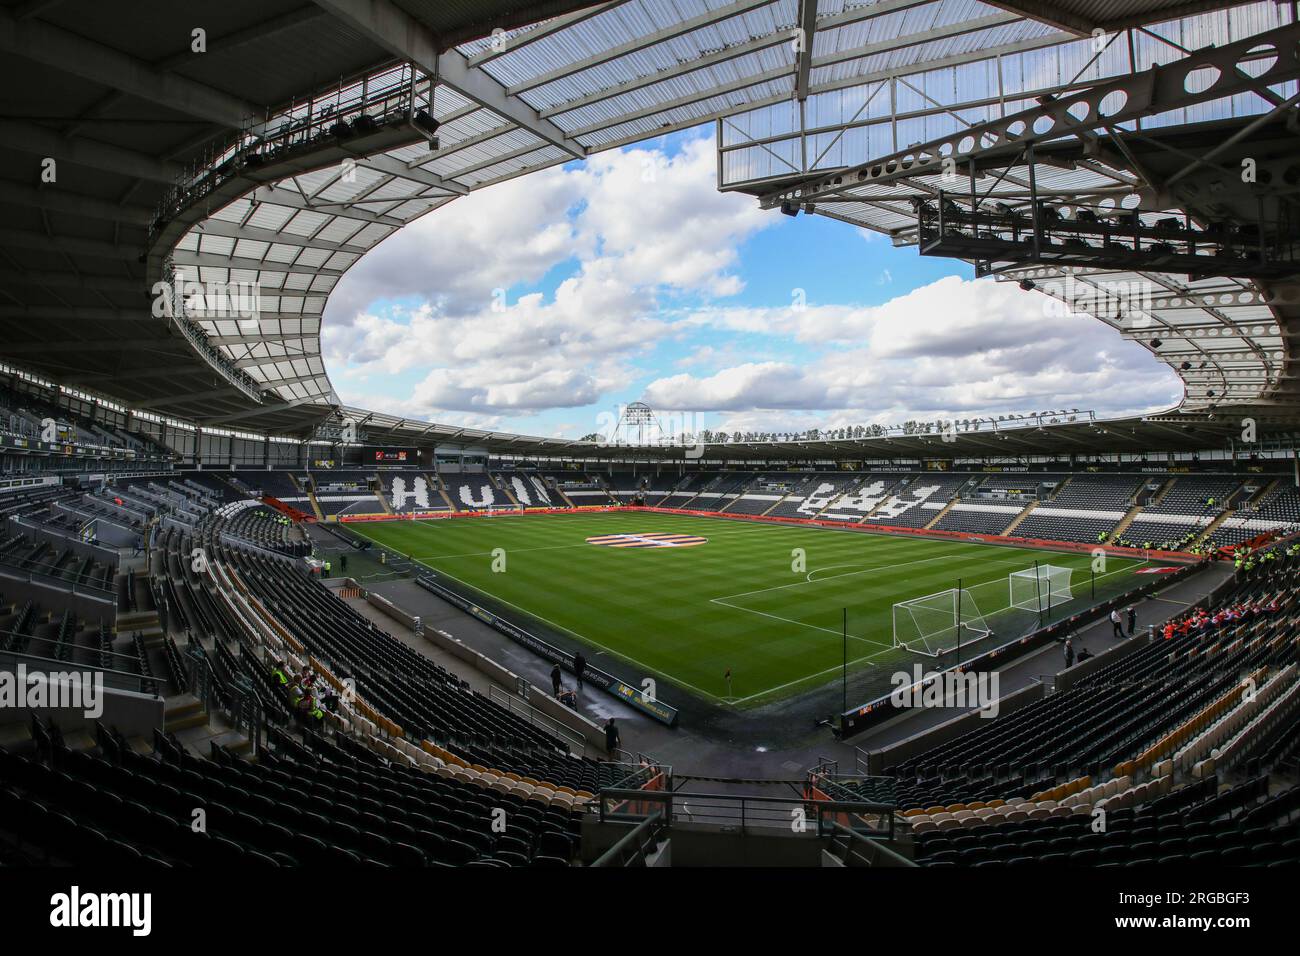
[920,477,980,530]
[1240,478,1280,510]
[1001,500,1038,535]
[1193,509,1236,548]
[1146,477,1177,506]
[761,493,790,516]
[923,496,960,530]
[493,474,523,509]
[716,477,756,513]
[371,477,395,516]
[607,481,623,505]
[1110,503,1145,541]
[428,472,459,512]
[675,483,705,510]
[304,474,325,522]
[1047,475,1073,500]
[549,479,577,509]
[811,477,857,519]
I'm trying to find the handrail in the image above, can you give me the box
[825,822,918,867]
[590,811,667,868]
[597,786,894,836]
[486,684,587,757]
[0,648,162,695]
[8,630,142,670]
[0,559,115,600]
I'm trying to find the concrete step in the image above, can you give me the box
[209,730,253,758]
[164,694,207,732]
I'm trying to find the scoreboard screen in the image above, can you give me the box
[364,447,415,463]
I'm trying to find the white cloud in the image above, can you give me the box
[322,133,1180,434]
[644,275,1181,422]
[323,133,774,416]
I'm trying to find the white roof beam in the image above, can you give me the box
[311,0,585,158]
[171,251,346,277]
[356,153,469,194]
[467,1,626,67]
[505,0,774,95]
[247,184,407,227]
[193,219,372,255]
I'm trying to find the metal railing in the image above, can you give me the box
[183,642,262,757]
[0,559,115,601]
[596,787,894,838]
[487,684,587,757]
[151,61,430,244]
[825,822,917,867]
[0,648,161,696]
[590,811,668,867]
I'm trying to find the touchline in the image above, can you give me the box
[0,665,103,719]
[49,887,151,936]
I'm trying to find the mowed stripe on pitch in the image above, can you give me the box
[352,512,1151,703]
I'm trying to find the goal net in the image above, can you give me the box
[1009,565,1073,613]
[892,588,991,657]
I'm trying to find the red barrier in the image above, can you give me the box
[336,501,1202,563]
[629,505,1201,564]
[262,495,313,523]
[338,505,617,523]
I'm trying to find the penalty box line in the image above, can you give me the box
[709,596,892,651]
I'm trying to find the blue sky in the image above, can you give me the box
[321,126,1181,439]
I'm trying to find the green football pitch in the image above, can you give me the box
[349,511,1158,707]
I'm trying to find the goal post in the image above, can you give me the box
[1009,565,1074,613]
[892,587,991,657]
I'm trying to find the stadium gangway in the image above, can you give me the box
[596,786,895,839]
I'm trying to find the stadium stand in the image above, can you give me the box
[1209,486,1300,549]
[504,472,561,508]
[821,473,915,522]
[443,472,513,512]
[382,472,450,514]
[308,472,381,517]
[685,472,753,511]
[1008,476,1142,543]
[3,0,1300,881]
[875,550,1298,862]
[866,474,970,528]
[933,503,1025,535]
[652,473,710,508]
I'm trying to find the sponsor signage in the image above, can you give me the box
[364,447,413,463]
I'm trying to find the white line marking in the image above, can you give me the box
[407,560,730,704]
[354,514,1156,707]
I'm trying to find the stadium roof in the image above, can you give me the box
[0,0,1296,453]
